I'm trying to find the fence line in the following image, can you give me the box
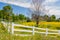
[1,21,60,36]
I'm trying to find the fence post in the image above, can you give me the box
[8,22,10,33]
[46,28,48,36]
[32,26,35,35]
[11,23,14,34]
[58,30,60,35]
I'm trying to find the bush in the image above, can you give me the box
[0,23,5,30]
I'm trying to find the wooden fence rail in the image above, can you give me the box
[1,21,60,36]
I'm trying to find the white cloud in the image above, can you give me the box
[8,1,30,8]
[49,8,60,15]
[43,0,60,18]
[45,6,60,18]
[43,0,58,5]
[45,0,58,2]
[0,0,60,18]
[0,0,30,8]
[0,0,58,8]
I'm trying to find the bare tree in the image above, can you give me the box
[30,0,45,27]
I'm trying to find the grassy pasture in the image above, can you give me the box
[0,22,60,40]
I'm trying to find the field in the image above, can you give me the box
[0,22,60,40]
[22,22,60,30]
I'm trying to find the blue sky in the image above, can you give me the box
[0,2,29,17]
[0,0,60,18]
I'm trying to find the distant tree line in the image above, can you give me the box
[42,15,60,22]
[32,14,60,22]
[0,5,60,22]
[0,5,31,22]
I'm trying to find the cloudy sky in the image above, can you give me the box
[0,0,60,18]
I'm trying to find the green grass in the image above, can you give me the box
[0,28,60,40]
[1,22,60,40]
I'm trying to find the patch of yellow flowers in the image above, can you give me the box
[22,22,60,29]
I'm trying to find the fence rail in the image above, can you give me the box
[1,21,60,36]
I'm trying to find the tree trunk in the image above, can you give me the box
[36,17,39,27]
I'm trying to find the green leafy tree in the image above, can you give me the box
[50,15,56,21]
[0,10,4,21]
[12,13,15,22]
[56,18,60,22]
[19,14,26,20]
[3,5,13,22]
[26,17,31,22]
[44,15,49,21]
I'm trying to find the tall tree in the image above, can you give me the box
[3,5,13,22]
[50,15,56,21]
[30,0,45,27]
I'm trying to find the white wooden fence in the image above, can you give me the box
[1,21,60,36]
